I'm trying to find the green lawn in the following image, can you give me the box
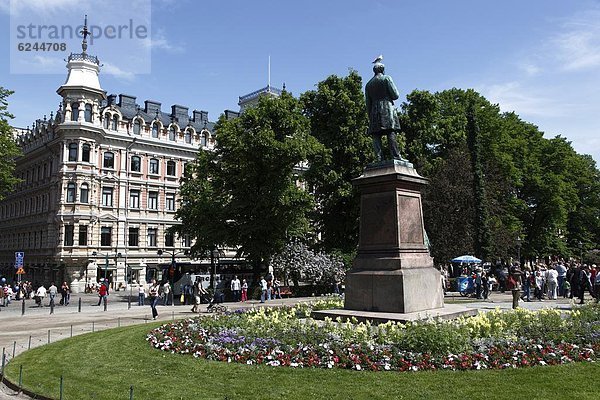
[4,322,599,400]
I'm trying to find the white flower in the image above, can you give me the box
[355,364,362,371]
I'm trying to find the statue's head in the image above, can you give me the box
[373,62,385,74]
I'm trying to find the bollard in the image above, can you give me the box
[92,321,95,332]
[118,317,121,328]
[12,341,16,359]
[21,298,25,316]
[78,297,82,312]
[70,325,73,338]
[18,365,23,393]
[28,336,31,350]
[129,286,132,310]
[129,385,134,400]
[48,330,50,344]
[60,375,63,400]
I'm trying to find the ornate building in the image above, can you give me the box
[0,26,217,292]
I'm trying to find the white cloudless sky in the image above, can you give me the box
[1,0,599,164]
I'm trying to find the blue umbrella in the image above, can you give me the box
[451,255,482,263]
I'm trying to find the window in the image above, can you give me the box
[166,160,176,176]
[148,191,158,210]
[66,182,76,202]
[165,232,174,247]
[103,152,114,169]
[200,132,207,146]
[166,193,175,211]
[84,104,92,122]
[64,225,74,246]
[80,183,89,203]
[129,189,140,208]
[133,119,141,135]
[79,225,88,246]
[128,227,139,247]
[102,187,113,207]
[185,129,192,144]
[130,156,141,172]
[82,144,90,162]
[101,227,112,246]
[68,143,78,161]
[151,123,159,138]
[147,228,157,247]
[71,102,79,121]
[111,115,118,131]
[182,234,191,247]
[103,114,110,129]
[169,126,176,141]
[149,158,159,175]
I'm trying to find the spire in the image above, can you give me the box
[81,15,90,54]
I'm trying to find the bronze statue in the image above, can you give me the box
[365,60,404,161]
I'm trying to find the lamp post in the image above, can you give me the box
[91,251,122,284]
[578,240,583,263]
[209,248,220,290]
[516,236,522,264]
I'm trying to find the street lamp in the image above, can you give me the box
[209,248,220,290]
[515,236,522,264]
[91,251,122,282]
[578,240,583,263]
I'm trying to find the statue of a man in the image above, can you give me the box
[365,62,404,161]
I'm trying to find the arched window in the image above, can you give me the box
[103,151,114,169]
[71,102,79,121]
[82,143,91,162]
[84,104,93,122]
[169,126,176,141]
[66,182,76,203]
[184,129,192,144]
[130,155,141,172]
[111,115,118,131]
[133,119,141,135]
[80,183,89,203]
[151,123,159,138]
[200,132,207,147]
[68,143,78,161]
[149,158,159,175]
[103,114,110,129]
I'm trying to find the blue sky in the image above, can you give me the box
[1,0,599,164]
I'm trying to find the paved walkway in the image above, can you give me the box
[0,291,592,399]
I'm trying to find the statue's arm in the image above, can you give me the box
[386,76,400,101]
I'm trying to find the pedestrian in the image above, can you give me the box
[60,282,70,306]
[162,281,171,306]
[138,282,146,306]
[562,279,571,298]
[260,276,268,303]
[35,284,46,307]
[48,282,58,307]
[149,279,160,320]
[508,264,523,309]
[546,266,558,300]
[593,265,600,302]
[230,275,241,302]
[578,265,593,304]
[555,262,567,297]
[97,280,109,309]
[241,279,248,302]
[273,278,282,299]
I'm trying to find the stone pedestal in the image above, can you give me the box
[344,160,444,314]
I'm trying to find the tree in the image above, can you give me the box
[175,92,323,271]
[300,70,374,255]
[270,239,345,289]
[0,87,21,200]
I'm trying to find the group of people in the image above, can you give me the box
[259,275,282,303]
[0,280,71,308]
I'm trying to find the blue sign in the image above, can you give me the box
[15,251,24,268]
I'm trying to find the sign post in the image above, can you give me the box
[15,252,25,283]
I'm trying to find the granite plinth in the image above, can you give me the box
[344,160,444,314]
[313,304,478,324]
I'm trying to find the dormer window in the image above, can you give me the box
[133,119,141,135]
[184,129,192,144]
[151,123,159,138]
[84,104,93,122]
[71,103,79,121]
[111,115,118,131]
[200,132,207,147]
[103,114,110,129]
[169,126,176,141]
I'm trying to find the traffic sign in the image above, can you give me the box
[15,251,24,269]
[16,267,25,275]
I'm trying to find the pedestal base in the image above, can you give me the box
[344,266,443,313]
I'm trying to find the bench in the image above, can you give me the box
[277,286,293,298]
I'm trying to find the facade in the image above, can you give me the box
[0,39,217,292]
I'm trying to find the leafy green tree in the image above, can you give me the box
[175,92,323,270]
[300,71,374,254]
[0,87,21,200]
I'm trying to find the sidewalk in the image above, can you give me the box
[0,291,591,399]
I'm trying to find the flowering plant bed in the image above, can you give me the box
[147,299,599,372]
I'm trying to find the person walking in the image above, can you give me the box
[35,284,46,307]
[138,282,146,306]
[260,276,268,303]
[97,280,109,309]
[162,281,171,306]
[48,282,58,307]
[578,265,593,304]
[230,276,241,302]
[241,279,248,302]
[60,281,70,306]
[149,279,160,320]
[546,266,559,300]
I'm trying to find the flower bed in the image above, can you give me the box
[147,299,599,372]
